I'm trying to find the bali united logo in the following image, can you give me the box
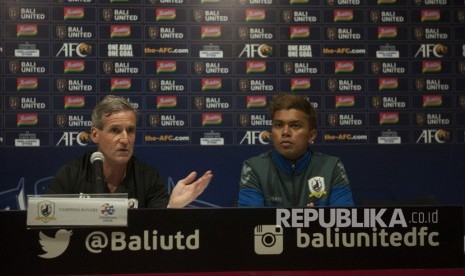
[149,114,160,127]
[103,61,114,74]
[56,114,68,128]
[9,60,20,73]
[9,7,20,21]
[9,97,20,110]
[56,25,67,39]
[239,114,249,127]
[194,96,205,110]
[194,10,204,22]
[238,26,249,40]
[308,177,327,199]
[148,26,159,39]
[414,28,424,40]
[194,61,204,75]
[239,79,250,92]
[326,28,337,40]
[37,201,56,223]
[149,78,159,92]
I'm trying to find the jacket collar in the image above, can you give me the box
[271,149,312,175]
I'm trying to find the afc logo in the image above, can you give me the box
[56,43,92,57]
[414,44,447,58]
[239,131,271,145]
[56,132,91,146]
[416,129,450,144]
[238,44,273,58]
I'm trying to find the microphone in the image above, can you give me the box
[90,152,105,194]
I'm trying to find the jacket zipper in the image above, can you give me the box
[291,163,296,206]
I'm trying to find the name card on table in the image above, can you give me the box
[26,194,128,227]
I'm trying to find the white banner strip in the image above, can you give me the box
[27,196,128,227]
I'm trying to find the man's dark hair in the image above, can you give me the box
[269,93,317,130]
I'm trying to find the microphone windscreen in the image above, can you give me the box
[90,151,104,164]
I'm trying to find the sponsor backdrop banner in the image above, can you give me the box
[0,1,465,214]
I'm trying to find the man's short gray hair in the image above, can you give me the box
[91,95,139,130]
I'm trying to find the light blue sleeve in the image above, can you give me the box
[238,188,265,207]
[329,185,354,206]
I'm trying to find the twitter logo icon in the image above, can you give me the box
[38,229,73,259]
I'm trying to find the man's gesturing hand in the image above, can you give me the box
[167,170,213,208]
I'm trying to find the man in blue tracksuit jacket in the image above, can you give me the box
[238,93,354,207]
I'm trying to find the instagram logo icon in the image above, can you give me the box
[254,225,283,255]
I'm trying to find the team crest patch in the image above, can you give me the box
[36,201,56,223]
[308,177,326,198]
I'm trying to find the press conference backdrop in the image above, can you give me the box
[0,1,465,212]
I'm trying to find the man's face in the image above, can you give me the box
[91,111,136,167]
[271,109,316,161]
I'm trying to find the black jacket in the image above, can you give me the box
[47,152,169,208]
